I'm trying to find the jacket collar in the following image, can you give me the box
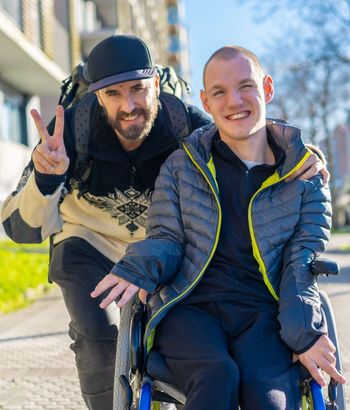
[266,119,308,177]
[183,119,308,178]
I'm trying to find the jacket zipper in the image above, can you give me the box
[144,144,222,351]
[248,151,311,300]
[242,168,249,205]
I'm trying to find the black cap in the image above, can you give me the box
[87,35,157,92]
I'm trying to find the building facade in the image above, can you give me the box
[0,0,190,205]
[331,117,350,225]
[166,0,190,95]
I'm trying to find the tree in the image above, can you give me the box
[240,0,350,226]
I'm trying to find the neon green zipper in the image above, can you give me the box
[248,150,311,300]
[144,145,222,352]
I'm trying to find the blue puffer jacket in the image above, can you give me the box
[112,120,332,354]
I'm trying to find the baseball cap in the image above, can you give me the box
[87,35,157,92]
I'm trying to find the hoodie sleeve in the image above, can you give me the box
[1,110,76,244]
[1,160,66,243]
[111,157,185,292]
[278,175,332,353]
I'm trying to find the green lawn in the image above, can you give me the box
[332,226,350,251]
[332,226,350,234]
[0,240,50,314]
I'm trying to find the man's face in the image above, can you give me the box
[200,54,273,145]
[96,77,159,143]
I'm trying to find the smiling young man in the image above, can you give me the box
[201,47,271,150]
[92,46,346,409]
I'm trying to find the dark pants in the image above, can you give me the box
[49,237,117,410]
[154,301,302,410]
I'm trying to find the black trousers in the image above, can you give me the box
[49,237,117,410]
[154,301,302,410]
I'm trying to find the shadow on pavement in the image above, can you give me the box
[0,331,67,343]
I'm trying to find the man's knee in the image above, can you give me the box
[69,325,117,364]
[240,365,301,410]
[69,326,116,396]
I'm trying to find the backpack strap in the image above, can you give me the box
[71,93,98,188]
[159,93,191,139]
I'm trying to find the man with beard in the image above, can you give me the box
[1,36,327,410]
[1,35,211,410]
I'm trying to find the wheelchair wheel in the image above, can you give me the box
[113,299,134,410]
[319,290,346,409]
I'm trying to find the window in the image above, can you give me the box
[168,5,179,25]
[169,34,180,53]
[0,86,27,146]
[31,0,42,47]
[0,0,22,27]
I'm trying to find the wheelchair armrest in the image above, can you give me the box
[311,257,339,276]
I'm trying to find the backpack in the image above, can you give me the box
[58,63,192,191]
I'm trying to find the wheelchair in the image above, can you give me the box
[113,258,346,410]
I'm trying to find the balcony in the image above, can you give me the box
[80,27,120,59]
[0,7,67,96]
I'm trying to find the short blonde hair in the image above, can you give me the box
[203,46,265,88]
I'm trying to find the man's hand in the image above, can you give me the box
[285,152,329,185]
[31,105,69,175]
[91,273,140,308]
[298,334,347,386]
[138,289,149,304]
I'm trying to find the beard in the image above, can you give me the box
[104,95,159,141]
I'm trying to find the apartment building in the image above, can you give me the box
[331,117,350,225]
[0,0,189,206]
[166,0,190,93]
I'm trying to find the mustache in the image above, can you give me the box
[117,108,146,121]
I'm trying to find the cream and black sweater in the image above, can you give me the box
[1,101,210,263]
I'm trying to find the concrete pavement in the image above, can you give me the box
[318,233,350,407]
[0,287,86,409]
[0,234,349,409]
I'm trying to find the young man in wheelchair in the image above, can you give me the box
[92,45,347,409]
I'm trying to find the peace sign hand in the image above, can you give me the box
[31,105,69,175]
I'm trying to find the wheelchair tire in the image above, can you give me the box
[319,290,346,410]
[113,299,134,410]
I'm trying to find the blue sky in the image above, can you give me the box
[184,0,278,108]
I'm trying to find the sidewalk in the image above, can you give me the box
[0,234,349,409]
[0,286,86,409]
[318,233,350,407]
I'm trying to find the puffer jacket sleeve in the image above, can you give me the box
[278,175,332,354]
[111,156,185,292]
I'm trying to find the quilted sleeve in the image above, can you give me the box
[278,175,332,353]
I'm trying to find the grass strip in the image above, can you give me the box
[0,240,50,314]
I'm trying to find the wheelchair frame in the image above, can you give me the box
[113,260,346,410]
